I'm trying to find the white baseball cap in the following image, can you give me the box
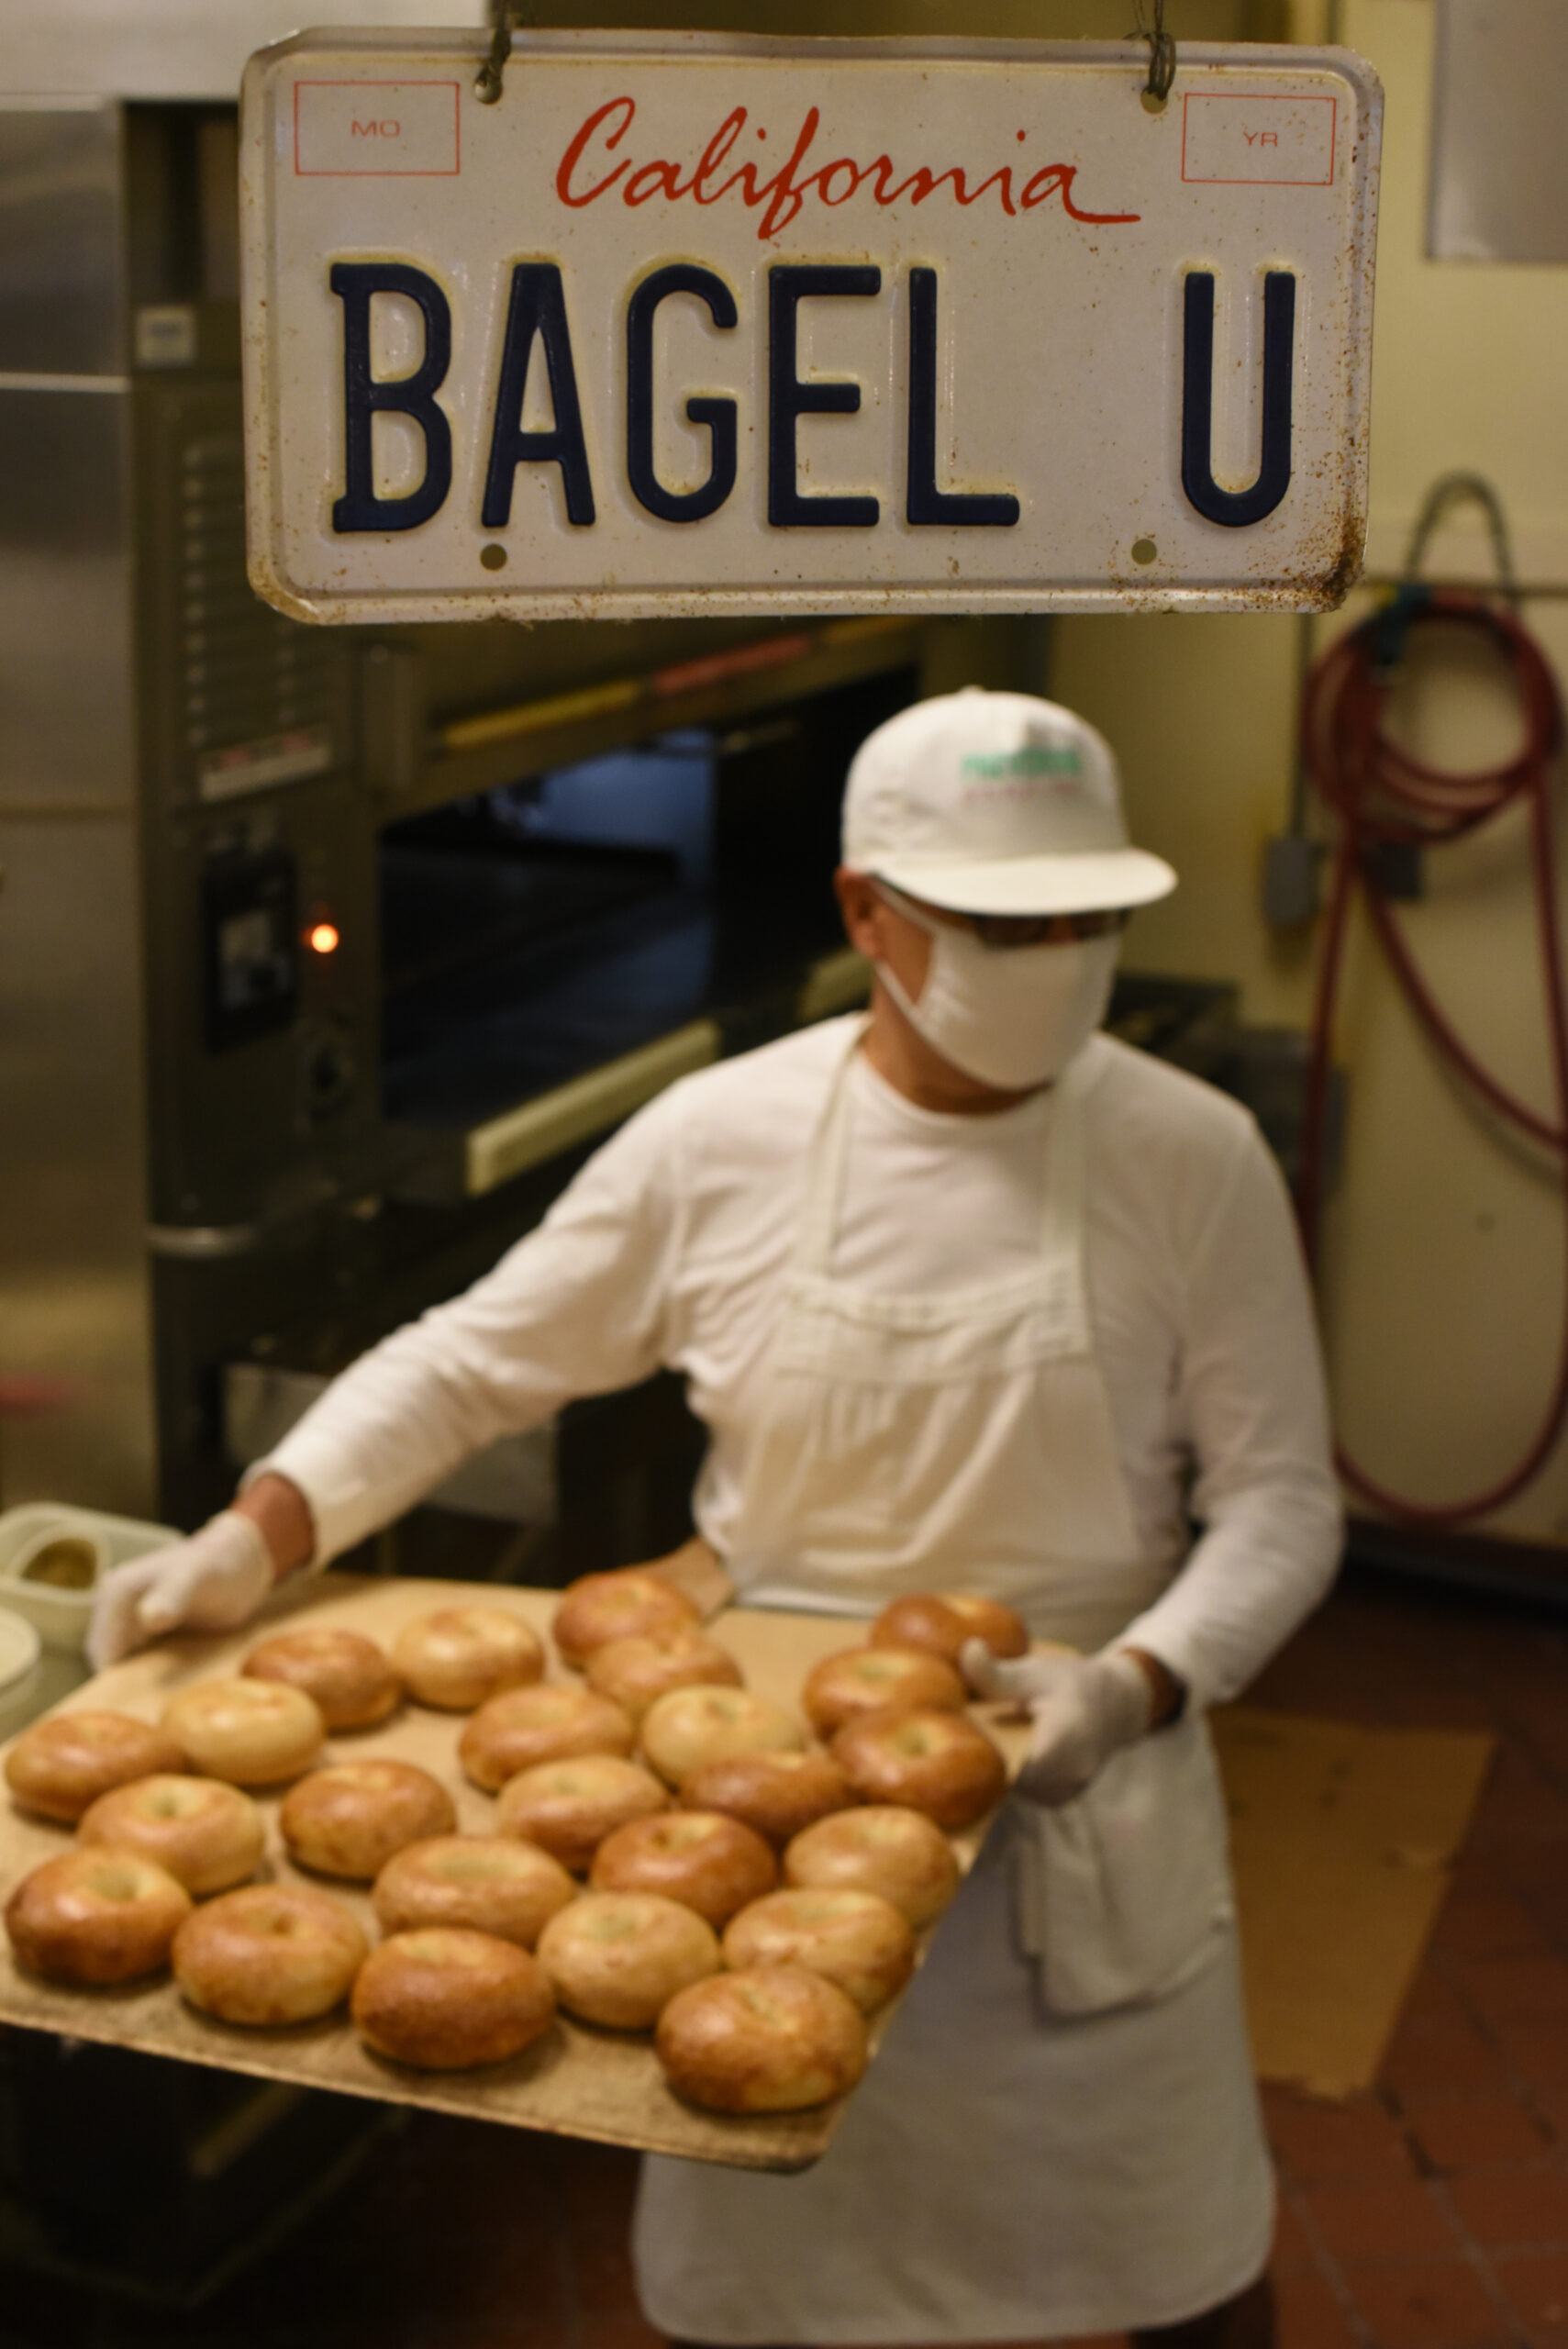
[841,688,1177,916]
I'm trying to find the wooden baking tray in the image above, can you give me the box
[0,1572,1024,2172]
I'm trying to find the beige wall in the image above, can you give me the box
[1051,0,1568,1543]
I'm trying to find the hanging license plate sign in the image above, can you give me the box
[239,30,1381,623]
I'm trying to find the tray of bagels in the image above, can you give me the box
[0,1563,1031,2170]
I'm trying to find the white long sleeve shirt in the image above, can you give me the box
[261,1018,1341,1709]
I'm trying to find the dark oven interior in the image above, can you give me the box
[377,667,914,1135]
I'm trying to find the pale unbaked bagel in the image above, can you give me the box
[679,1749,858,1848]
[639,1686,806,1789]
[722,1886,914,2013]
[656,1965,867,2113]
[172,1883,368,2024]
[373,1835,576,1948]
[6,1847,192,1985]
[243,1627,401,1730]
[77,1775,264,1897]
[584,1630,742,1721]
[352,1927,556,2070]
[802,1645,966,1737]
[161,1679,325,1787]
[280,1760,456,1880]
[459,1684,634,1792]
[871,1593,1029,1671]
[536,1889,719,2029]
[391,1609,544,1711]
[550,1571,701,1668]
[589,1810,776,1929]
[6,1710,185,1823]
[830,1708,1006,1830]
[784,1804,960,1928]
[495,1755,667,1873]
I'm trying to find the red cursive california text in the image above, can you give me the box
[555,98,1142,242]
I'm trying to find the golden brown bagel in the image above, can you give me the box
[280,1759,456,1881]
[391,1608,544,1711]
[871,1593,1029,1672]
[373,1835,576,1949]
[801,1646,966,1738]
[161,1679,325,1787]
[589,1810,776,1929]
[830,1707,1006,1830]
[77,1775,264,1897]
[6,1847,191,1985]
[6,1710,186,1823]
[243,1627,401,1730]
[584,1629,742,1721]
[352,1927,556,2070]
[458,1684,634,1792]
[722,1886,914,2013]
[536,1890,720,2028]
[172,1883,367,2023]
[656,1965,866,2112]
[495,1755,667,1873]
[679,1749,859,1847]
[551,1570,702,1668]
[784,1804,960,1928]
[639,1686,805,1789]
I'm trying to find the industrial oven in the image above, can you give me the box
[0,94,1052,1561]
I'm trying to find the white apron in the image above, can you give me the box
[634,1034,1273,2342]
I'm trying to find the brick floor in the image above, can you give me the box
[1451,1961,1568,2024]
[1,1564,1566,2347]
[1381,2014,1515,2100]
[1252,1572,1568,2349]
[1273,2269,1363,2349]
[1407,2098,1553,2171]
[1299,2179,1462,2266]
[1444,2169,1568,2255]
[1491,2249,1568,2344]
[1340,2256,1514,2348]
[1267,2094,1420,2186]
[1434,1899,1551,1963]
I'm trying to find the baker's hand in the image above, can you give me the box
[87,1512,277,1672]
[961,1641,1156,1807]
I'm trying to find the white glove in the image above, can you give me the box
[961,1640,1156,1807]
[87,1512,276,1671]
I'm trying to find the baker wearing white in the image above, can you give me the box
[90,691,1340,2347]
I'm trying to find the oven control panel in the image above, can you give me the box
[201,842,298,1052]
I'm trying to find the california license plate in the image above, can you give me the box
[240,30,1381,623]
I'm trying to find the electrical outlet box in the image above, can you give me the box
[1363,841,1425,901]
[1263,834,1321,928]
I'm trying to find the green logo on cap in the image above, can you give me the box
[960,745,1083,780]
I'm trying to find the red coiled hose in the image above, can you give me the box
[1297,587,1568,1525]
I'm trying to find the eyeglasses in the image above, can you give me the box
[872,879,1129,952]
[963,908,1130,950]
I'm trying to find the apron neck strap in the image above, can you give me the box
[793,1029,1096,1280]
[1040,1052,1091,1264]
[794,1028,863,1276]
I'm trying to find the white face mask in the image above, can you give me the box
[873,887,1120,1091]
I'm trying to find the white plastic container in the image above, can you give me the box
[0,1605,45,1742]
[0,1505,180,1655]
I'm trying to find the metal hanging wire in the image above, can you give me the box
[1131,0,1177,105]
[475,0,519,106]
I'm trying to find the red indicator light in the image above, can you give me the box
[307,920,340,956]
